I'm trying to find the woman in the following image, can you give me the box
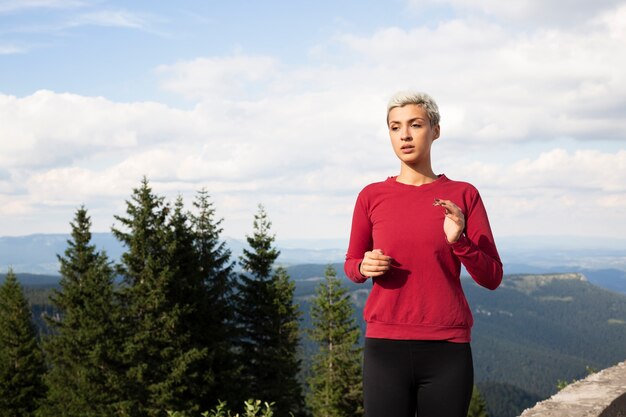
[344,91,503,417]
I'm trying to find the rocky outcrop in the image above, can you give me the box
[519,361,626,417]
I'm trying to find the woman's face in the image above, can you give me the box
[388,104,440,166]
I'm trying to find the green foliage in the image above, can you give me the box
[167,399,276,417]
[269,266,304,416]
[235,205,304,417]
[39,207,123,416]
[467,385,489,417]
[0,268,46,416]
[112,178,208,416]
[556,365,598,391]
[21,285,58,338]
[190,189,238,408]
[307,265,363,417]
[239,205,280,279]
[555,379,570,391]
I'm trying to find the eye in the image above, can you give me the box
[390,126,399,131]
[411,123,422,128]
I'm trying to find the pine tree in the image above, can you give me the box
[112,178,205,416]
[189,189,238,408]
[39,207,123,417]
[0,268,46,417]
[269,266,304,416]
[235,205,305,417]
[467,385,489,417]
[163,196,210,411]
[307,265,363,417]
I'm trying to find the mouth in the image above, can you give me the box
[400,145,414,153]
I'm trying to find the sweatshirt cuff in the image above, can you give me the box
[448,233,470,250]
[345,258,369,283]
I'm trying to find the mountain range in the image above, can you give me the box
[3,232,626,294]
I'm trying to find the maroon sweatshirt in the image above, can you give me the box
[344,174,503,342]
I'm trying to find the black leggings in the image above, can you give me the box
[363,338,473,417]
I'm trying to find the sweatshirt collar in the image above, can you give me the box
[386,174,448,190]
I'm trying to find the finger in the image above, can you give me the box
[369,255,392,262]
[435,199,459,209]
[369,249,392,261]
[362,265,389,274]
[362,257,391,269]
[363,259,391,269]
[365,259,390,267]
[435,199,464,216]
[360,263,389,277]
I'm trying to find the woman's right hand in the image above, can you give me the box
[359,249,392,278]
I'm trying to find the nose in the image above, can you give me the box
[400,126,412,141]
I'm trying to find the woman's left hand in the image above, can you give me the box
[433,198,465,243]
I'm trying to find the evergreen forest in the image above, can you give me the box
[1,178,314,417]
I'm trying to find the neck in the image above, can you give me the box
[396,162,438,186]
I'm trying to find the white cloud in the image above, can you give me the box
[331,17,626,143]
[600,3,626,35]
[449,149,626,238]
[0,81,389,237]
[0,90,205,169]
[511,149,626,192]
[415,0,625,27]
[156,56,278,100]
[3,86,625,240]
[2,2,626,240]
[459,149,626,193]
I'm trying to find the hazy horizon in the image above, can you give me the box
[2,231,626,276]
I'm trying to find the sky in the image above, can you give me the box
[1,0,626,245]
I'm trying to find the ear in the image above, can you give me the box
[432,124,441,141]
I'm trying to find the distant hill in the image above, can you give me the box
[0,233,345,274]
[1,272,61,287]
[504,265,626,294]
[0,233,124,274]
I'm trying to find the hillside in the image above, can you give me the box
[466,273,626,416]
[288,266,626,417]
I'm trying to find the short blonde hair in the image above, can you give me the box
[387,91,440,127]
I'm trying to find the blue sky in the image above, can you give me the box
[1,0,626,245]
[1,0,424,100]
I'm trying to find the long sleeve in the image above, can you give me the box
[344,193,372,283]
[449,190,503,290]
